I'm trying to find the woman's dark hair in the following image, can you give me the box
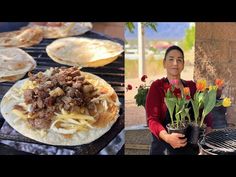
[164,45,184,60]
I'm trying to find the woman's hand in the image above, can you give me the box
[166,133,187,149]
[159,130,187,149]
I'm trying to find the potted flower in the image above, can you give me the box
[188,79,231,145]
[164,80,191,135]
[133,75,150,107]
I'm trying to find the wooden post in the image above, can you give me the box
[138,22,145,79]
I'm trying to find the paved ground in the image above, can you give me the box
[124,76,153,154]
[125,126,151,155]
[125,77,150,155]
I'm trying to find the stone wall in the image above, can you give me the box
[195,22,236,126]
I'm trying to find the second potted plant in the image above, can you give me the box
[188,79,231,145]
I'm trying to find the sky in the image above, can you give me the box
[125,22,191,41]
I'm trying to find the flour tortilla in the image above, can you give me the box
[0,73,25,82]
[0,27,43,47]
[46,37,123,67]
[0,47,36,82]
[27,22,92,39]
[0,71,120,146]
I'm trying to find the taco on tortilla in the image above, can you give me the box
[0,67,120,146]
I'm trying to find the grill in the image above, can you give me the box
[0,30,124,155]
[199,128,236,155]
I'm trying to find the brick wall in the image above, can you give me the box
[92,22,124,40]
[195,22,236,126]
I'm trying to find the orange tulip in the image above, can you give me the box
[215,79,224,88]
[196,80,207,92]
[183,87,190,95]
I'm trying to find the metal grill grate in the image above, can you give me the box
[200,128,236,154]
[0,31,124,155]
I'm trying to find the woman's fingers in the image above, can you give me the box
[172,132,185,138]
[168,133,188,149]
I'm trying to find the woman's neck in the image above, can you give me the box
[167,75,181,82]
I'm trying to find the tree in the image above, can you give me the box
[125,22,158,33]
[182,24,195,51]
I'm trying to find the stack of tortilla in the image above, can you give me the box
[0,27,43,47]
[0,48,36,82]
[46,37,124,67]
[27,22,92,39]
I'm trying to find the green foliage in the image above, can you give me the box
[134,86,149,107]
[164,85,192,128]
[125,22,158,33]
[182,24,195,51]
[164,95,177,127]
[143,22,157,32]
[191,87,219,127]
[191,99,199,123]
[125,22,136,33]
[201,90,217,127]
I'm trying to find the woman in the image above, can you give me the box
[145,45,212,155]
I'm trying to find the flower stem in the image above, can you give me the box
[200,116,204,128]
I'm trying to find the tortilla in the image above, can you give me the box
[0,73,25,82]
[0,27,43,47]
[27,22,92,39]
[0,68,120,146]
[0,47,36,82]
[46,37,124,67]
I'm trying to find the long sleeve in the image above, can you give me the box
[145,81,165,139]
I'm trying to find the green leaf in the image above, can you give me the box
[180,110,186,122]
[202,90,217,119]
[198,92,205,105]
[215,99,223,107]
[125,22,158,33]
[175,100,185,117]
[125,22,135,33]
[143,22,158,32]
[166,89,173,98]
[191,99,199,123]
[164,97,177,126]
[185,108,191,123]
